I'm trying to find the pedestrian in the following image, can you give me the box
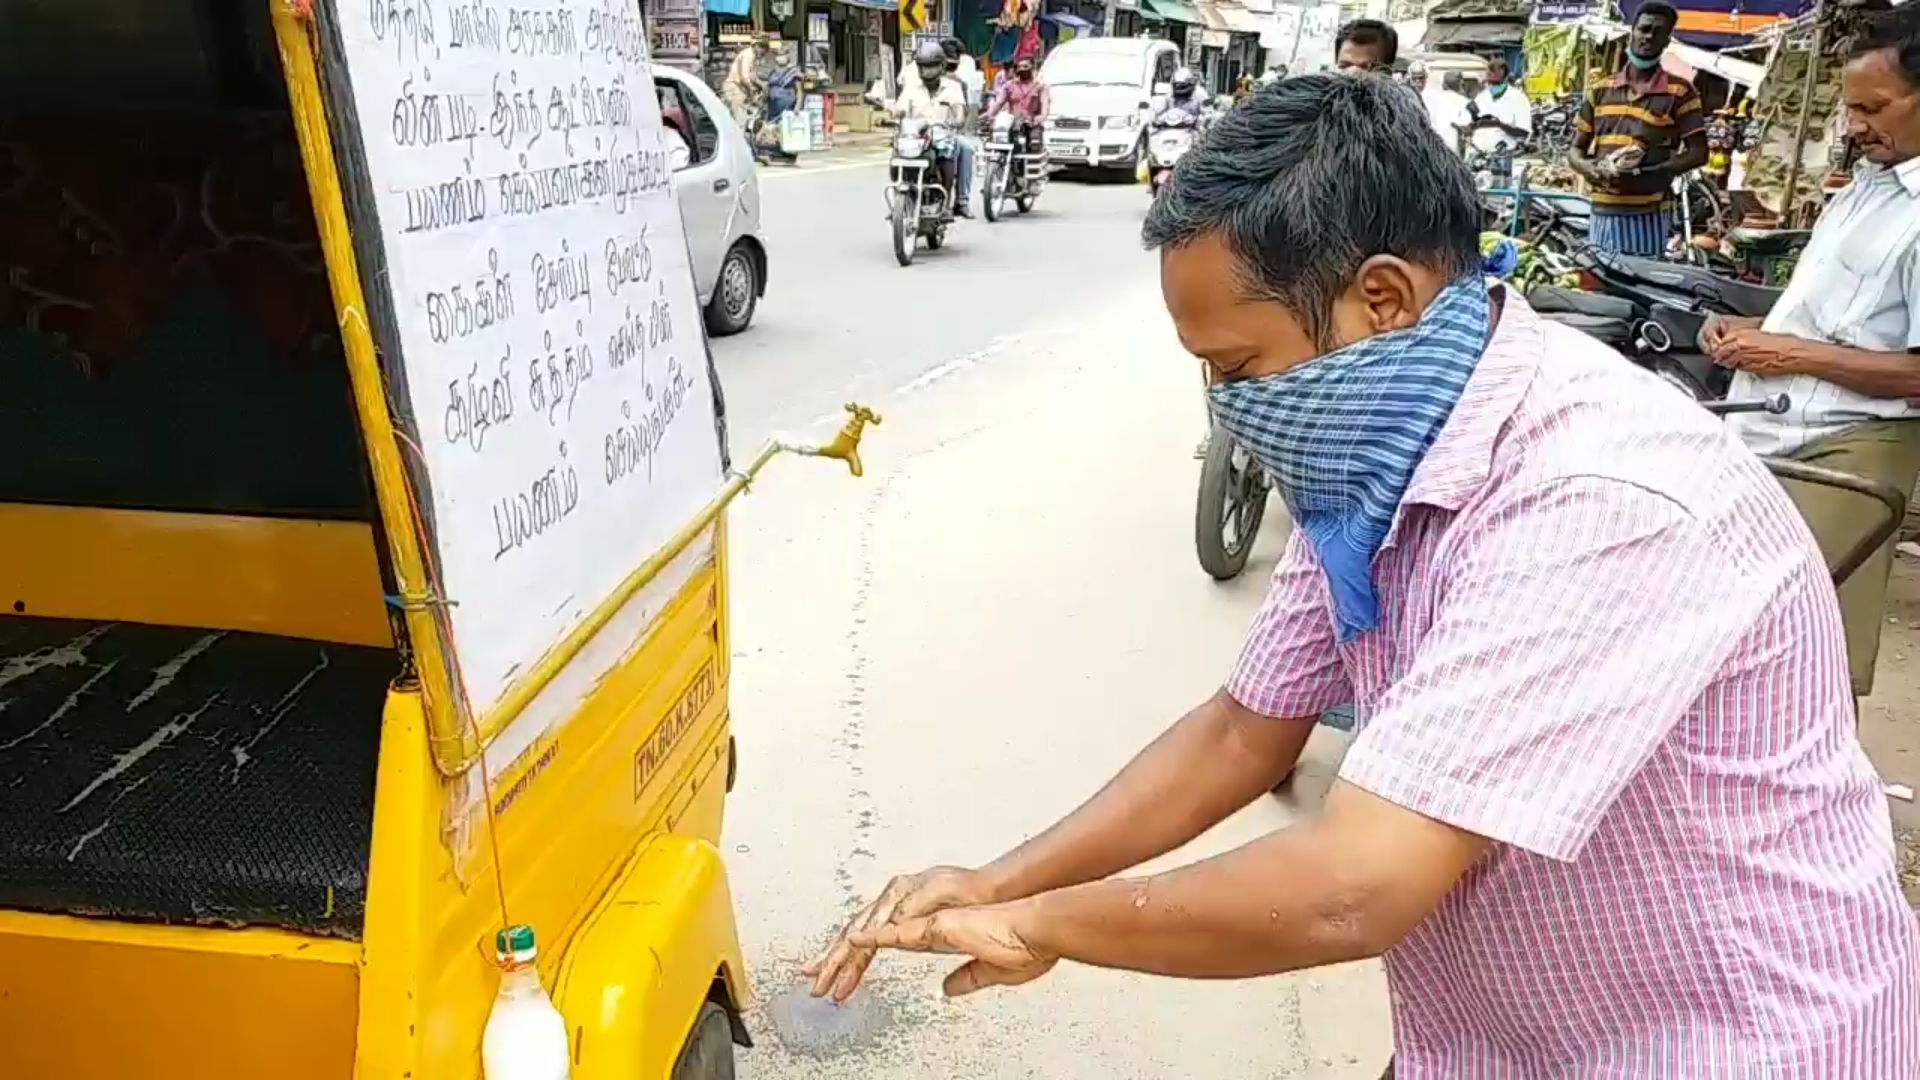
[1568,2,1708,255]
[1332,18,1396,73]
[1707,0,1920,705]
[1462,55,1531,163]
[805,73,1919,1078]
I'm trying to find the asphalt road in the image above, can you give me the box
[715,160,1395,1079]
[710,157,1161,450]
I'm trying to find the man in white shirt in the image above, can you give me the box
[1423,69,1471,154]
[892,41,976,216]
[1465,56,1531,157]
[1707,3,1920,701]
[945,37,985,118]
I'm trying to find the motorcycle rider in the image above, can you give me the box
[1152,66,1209,122]
[890,40,976,218]
[984,55,1048,157]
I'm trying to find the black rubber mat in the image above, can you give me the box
[0,616,393,938]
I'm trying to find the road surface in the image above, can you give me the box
[713,159,1395,1079]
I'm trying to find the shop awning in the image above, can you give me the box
[1667,39,1766,86]
[1142,0,1203,24]
[1423,17,1528,48]
[836,0,897,9]
[1193,0,1231,30]
[1213,2,1271,34]
[704,0,752,15]
[1043,10,1097,30]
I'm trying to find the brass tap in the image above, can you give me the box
[803,402,882,478]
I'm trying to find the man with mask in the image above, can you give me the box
[1463,55,1531,161]
[984,55,1048,158]
[805,74,1918,1077]
[1569,2,1708,255]
[890,40,975,217]
[1708,2,1920,707]
[1333,18,1397,72]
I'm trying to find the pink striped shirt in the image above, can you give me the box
[1229,293,1920,1077]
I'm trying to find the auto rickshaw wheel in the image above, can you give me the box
[670,1002,736,1080]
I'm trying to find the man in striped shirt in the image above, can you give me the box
[806,75,1919,1078]
[1569,2,1708,256]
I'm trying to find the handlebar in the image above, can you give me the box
[1762,459,1909,586]
[1707,396,1908,586]
[1700,394,1790,416]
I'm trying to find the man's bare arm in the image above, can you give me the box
[1007,781,1489,977]
[979,690,1313,902]
[1731,334,1920,399]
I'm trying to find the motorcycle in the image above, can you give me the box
[1530,247,1783,401]
[1146,106,1202,200]
[981,112,1047,221]
[1195,417,1271,581]
[883,117,960,268]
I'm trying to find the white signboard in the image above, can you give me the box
[336,0,725,721]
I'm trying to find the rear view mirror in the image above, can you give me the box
[1138,99,1151,109]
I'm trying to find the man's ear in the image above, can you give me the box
[1351,256,1425,335]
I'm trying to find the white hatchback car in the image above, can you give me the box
[653,66,767,336]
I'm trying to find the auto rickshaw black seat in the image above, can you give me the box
[1525,285,1638,322]
[0,616,391,939]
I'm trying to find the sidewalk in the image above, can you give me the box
[756,130,891,171]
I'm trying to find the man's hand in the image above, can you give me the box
[848,902,1060,997]
[1710,327,1804,376]
[1699,313,1763,358]
[803,865,1001,1002]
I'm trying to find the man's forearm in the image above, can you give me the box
[1789,340,1920,399]
[1012,825,1370,979]
[979,691,1312,903]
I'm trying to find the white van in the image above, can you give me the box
[1040,36,1182,176]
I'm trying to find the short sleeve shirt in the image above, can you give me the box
[1575,67,1706,209]
[1226,292,1920,1076]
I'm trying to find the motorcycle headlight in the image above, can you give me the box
[897,136,926,157]
[1100,114,1136,130]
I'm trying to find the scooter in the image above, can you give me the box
[1145,107,1202,200]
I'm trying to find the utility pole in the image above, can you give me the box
[1105,0,1118,36]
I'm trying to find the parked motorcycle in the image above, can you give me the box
[1195,417,1270,581]
[1146,106,1202,200]
[1530,247,1783,400]
[981,112,1047,221]
[884,117,960,267]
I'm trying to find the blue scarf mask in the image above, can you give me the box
[1207,279,1491,642]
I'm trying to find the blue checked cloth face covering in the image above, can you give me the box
[1207,278,1492,641]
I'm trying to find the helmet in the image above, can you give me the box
[1169,67,1197,96]
[940,37,963,65]
[913,41,948,82]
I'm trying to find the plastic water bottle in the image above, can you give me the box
[482,925,571,1080]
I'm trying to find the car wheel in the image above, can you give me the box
[703,244,759,337]
[669,1002,736,1080]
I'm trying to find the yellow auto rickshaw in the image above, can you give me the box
[0,2,870,1076]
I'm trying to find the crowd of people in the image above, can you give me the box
[801,4,1920,1078]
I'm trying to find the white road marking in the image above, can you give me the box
[757,159,887,181]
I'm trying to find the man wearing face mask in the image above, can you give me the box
[1709,2,1920,706]
[890,40,976,217]
[984,56,1048,157]
[804,75,1919,1078]
[1568,2,1708,255]
[1462,56,1531,161]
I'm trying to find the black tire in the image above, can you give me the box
[926,224,945,251]
[669,1002,736,1080]
[1195,421,1269,581]
[982,158,1002,223]
[890,192,916,267]
[1650,358,1710,402]
[1016,194,1034,214]
[703,243,759,337]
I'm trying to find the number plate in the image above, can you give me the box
[1049,143,1088,158]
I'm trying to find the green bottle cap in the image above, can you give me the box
[495,924,538,964]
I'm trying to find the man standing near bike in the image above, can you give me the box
[1568,2,1708,255]
[806,74,1918,1078]
[1707,2,1920,705]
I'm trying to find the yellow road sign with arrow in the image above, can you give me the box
[899,0,927,35]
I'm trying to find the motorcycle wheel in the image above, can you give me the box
[983,160,1003,223]
[1195,420,1268,581]
[890,191,916,268]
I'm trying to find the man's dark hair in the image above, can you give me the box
[1335,19,1399,65]
[1852,1,1920,88]
[1142,74,1481,346]
[1637,1,1681,31]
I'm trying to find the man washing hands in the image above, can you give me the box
[807,76,1917,1079]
